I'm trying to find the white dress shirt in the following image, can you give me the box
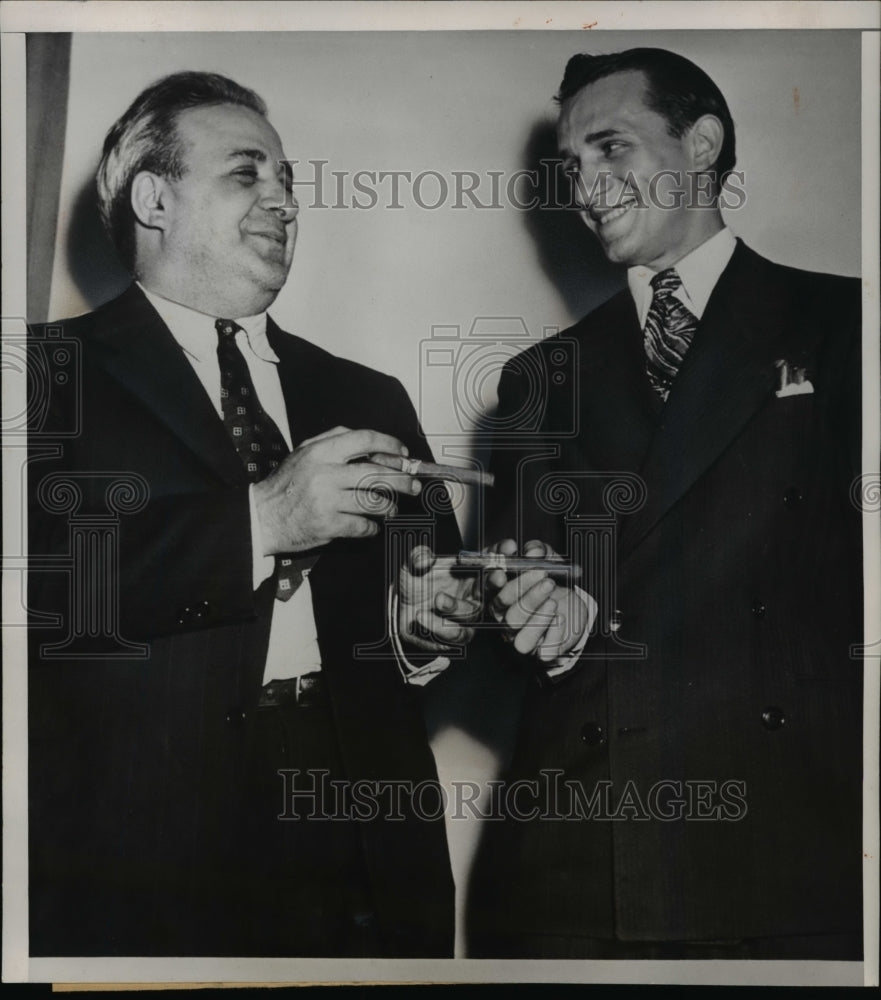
[627,226,737,327]
[139,284,321,684]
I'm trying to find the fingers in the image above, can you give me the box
[298,425,354,447]
[407,544,437,576]
[369,452,410,473]
[488,565,562,656]
[535,589,591,661]
[411,610,474,647]
[344,463,422,498]
[536,609,569,661]
[485,538,518,556]
[434,590,483,622]
[512,598,558,655]
[523,539,556,559]
[337,490,399,519]
[320,429,410,463]
[492,570,553,626]
[484,537,517,590]
[332,514,382,539]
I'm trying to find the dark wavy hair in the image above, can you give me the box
[556,48,736,191]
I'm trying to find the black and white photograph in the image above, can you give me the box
[2,0,879,988]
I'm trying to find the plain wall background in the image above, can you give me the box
[41,28,863,953]
[49,30,862,450]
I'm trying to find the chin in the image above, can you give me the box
[599,240,636,267]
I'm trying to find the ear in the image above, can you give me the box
[130,171,171,230]
[687,114,725,173]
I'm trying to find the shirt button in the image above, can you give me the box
[580,722,606,747]
[751,600,766,619]
[783,487,804,507]
[761,706,786,731]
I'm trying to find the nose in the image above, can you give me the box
[570,167,605,210]
[271,198,299,225]
[260,174,298,224]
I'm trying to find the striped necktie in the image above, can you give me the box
[643,268,698,402]
[215,318,306,602]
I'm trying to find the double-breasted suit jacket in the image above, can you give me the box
[470,241,863,949]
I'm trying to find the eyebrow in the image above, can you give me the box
[582,128,625,145]
[559,127,625,159]
[227,148,268,162]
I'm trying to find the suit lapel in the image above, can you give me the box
[619,242,795,560]
[85,285,245,484]
[265,317,330,446]
[572,291,659,477]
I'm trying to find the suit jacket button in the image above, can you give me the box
[225,706,247,728]
[783,487,804,507]
[751,600,766,619]
[761,706,786,731]
[580,722,606,746]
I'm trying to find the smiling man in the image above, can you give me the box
[469,48,863,961]
[27,71,463,958]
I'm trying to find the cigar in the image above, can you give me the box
[369,453,494,488]
[433,551,581,581]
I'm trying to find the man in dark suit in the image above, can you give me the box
[467,48,863,959]
[27,71,470,958]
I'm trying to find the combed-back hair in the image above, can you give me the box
[556,48,736,189]
[96,71,267,271]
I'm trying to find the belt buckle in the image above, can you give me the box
[257,673,322,710]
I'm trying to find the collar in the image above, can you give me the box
[137,283,278,364]
[627,226,737,327]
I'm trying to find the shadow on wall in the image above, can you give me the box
[521,119,624,319]
[66,167,130,310]
[424,121,625,758]
[455,124,623,556]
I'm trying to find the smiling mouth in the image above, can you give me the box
[250,230,287,245]
[590,199,638,227]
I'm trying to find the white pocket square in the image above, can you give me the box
[776,380,814,398]
[774,359,814,397]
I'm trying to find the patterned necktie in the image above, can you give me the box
[215,318,301,601]
[643,268,698,402]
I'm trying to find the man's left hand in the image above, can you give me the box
[398,545,482,652]
[487,539,594,663]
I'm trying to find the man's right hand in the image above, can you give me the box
[252,426,422,553]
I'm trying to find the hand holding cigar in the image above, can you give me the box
[369,452,494,488]
[433,550,581,582]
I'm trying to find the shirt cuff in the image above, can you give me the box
[544,585,598,679]
[388,586,451,687]
[248,484,276,590]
